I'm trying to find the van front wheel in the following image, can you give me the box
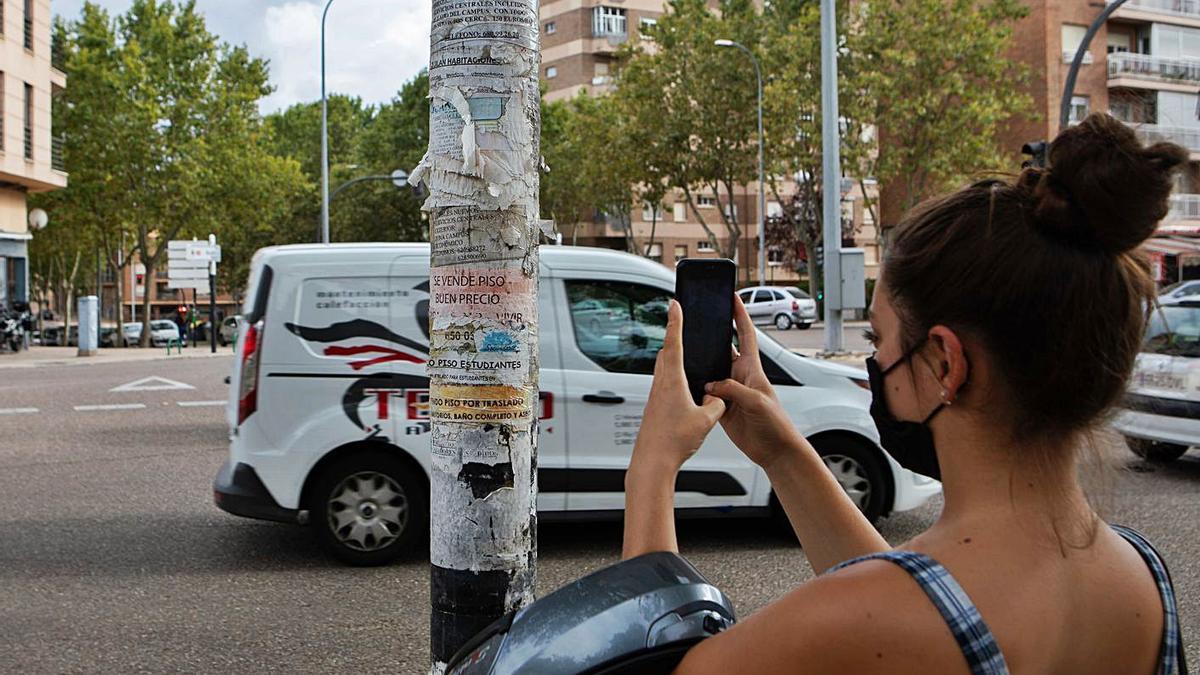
[310,451,426,566]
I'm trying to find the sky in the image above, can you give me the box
[53,0,433,112]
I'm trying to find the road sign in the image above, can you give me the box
[185,243,221,263]
[167,279,210,290]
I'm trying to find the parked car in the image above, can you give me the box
[1158,280,1200,306]
[214,244,940,565]
[1113,300,1200,463]
[122,320,181,347]
[737,286,817,330]
[219,315,240,346]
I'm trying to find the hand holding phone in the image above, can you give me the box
[675,258,736,405]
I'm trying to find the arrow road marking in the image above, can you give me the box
[110,376,195,392]
[0,407,38,415]
[74,403,147,412]
[176,400,225,407]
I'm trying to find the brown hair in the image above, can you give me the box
[884,113,1188,446]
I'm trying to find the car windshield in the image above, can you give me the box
[151,321,175,330]
[1144,305,1200,357]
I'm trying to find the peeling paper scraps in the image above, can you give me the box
[429,421,537,570]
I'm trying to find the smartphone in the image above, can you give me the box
[675,258,736,405]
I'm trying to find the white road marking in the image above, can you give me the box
[110,376,195,392]
[0,407,38,415]
[176,400,225,407]
[73,403,147,412]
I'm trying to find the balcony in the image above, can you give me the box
[1108,52,1200,90]
[51,135,65,172]
[1111,0,1200,26]
[1167,194,1200,220]
[1132,124,1200,155]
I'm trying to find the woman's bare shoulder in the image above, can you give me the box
[674,558,966,675]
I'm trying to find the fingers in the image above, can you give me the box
[705,378,759,408]
[699,394,727,426]
[732,294,759,360]
[660,299,685,374]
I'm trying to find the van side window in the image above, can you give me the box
[565,280,670,375]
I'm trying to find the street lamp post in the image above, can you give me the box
[320,0,336,244]
[715,39,766,287]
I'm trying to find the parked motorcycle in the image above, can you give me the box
[0,302,32,352]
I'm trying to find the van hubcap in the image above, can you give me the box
[822,454,871,511]
[327,471,409,552]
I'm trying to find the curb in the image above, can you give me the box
[0,350,232,370]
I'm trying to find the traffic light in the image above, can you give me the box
[135,273,144,285]
[178,305,188,317]
[1021,141,1047,169]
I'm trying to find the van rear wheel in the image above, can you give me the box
[310,450,426,566]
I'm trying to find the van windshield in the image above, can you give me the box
[1145,305,1200,357]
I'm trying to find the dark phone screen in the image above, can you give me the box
[676,259,735,405]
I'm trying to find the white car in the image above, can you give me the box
[123,320,181,347]
[1114,300,1200,463]
[219,315,240,346]
[737,285,818,330]
[215,244,940,565]
[1157,280,1200,306]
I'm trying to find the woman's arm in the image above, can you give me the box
[622,300,725,559]
[760,440,889,573]
[705,296,888,572]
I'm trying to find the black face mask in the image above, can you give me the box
[865,342,946,481]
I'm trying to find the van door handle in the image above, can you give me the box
[583,392,625,404]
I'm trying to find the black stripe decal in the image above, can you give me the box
[539,468,745,496]
[1124,393,1200,420]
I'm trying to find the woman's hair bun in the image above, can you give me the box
[1023,112,1189,255]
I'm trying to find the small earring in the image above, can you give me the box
[941,390,952,405]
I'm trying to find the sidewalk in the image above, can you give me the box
[0,345,233,369]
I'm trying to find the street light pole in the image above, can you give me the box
[320,0,336,244]
[820,0,844,351]
[715,39,766,287]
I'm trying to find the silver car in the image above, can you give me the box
[737,285,818,330]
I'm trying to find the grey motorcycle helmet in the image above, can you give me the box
[446,552,736,674]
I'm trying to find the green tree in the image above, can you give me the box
[855,0,1032,231]
[760,0,868,302]
[613,0,761,267]
[40,0,306,344]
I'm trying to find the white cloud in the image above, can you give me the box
[54,0,432,112]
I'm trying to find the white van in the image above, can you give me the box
[214,244,939,564]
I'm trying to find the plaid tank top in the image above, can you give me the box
[826,524,1186,675]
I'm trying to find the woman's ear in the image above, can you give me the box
[926,326,968,402]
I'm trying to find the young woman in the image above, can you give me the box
[623,114,1186,674]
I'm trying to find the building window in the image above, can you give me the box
[768,247,784,266]
[767,201,783,218]
[544,21,556,35]
[644,242,662,262]
[23,0,32,52]
[546,66,558,79]
[697,195,716,208]
[672,203,686,222]
[641,201,663,222]
[697,240,715,252]
[592,6,627,38]
[1068,95,1090,124]
[674,244,688,260]
[639,17,657,40]
[23,82,33,160]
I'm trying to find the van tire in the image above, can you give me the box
[1126,437,1188,463]
[773,437,888,537]
[309,450,426,566]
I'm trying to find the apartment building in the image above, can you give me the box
[0,0,66,309]
[539,0,881,285]
[1002,0,1200,284]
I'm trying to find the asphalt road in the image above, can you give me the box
[0,355,1196,672]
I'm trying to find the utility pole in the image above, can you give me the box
[820,0,844,351]
[412,0,542,671]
